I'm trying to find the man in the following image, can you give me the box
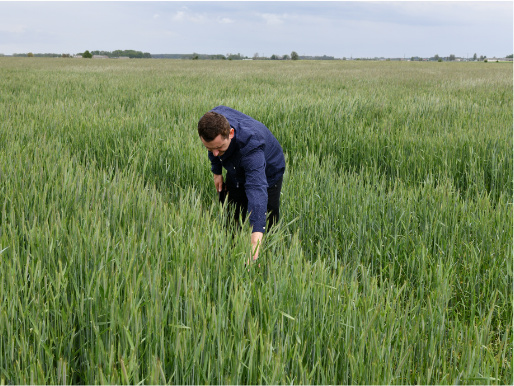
[198,105,285,263]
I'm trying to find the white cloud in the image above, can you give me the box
[188,14,206,24]
[218,17,234,24]
[172,7,206,24]
[259,13,285,26]
[172,10,186,22]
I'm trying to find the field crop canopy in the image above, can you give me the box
[0,58,512,384]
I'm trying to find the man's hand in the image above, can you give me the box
[213,174,223,192]
[248,232,263,266]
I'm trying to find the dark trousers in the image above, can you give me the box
[220,176,283,232]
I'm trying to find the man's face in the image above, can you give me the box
[200,128,234,157]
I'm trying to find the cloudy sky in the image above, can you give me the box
[0,1,512,58]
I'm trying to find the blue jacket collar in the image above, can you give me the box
[220,127,237,160]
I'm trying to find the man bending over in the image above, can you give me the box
[198,106,285,263]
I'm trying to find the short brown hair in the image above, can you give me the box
[198,111,231,142]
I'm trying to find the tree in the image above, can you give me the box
[473,53,477,61]
[82,50,92,59]
[209,54,226,60]
[291,51,299,60]
[449,54,456,61]
[434,54,440,61]
[282,54,290,60]
[27,52,34,57]
[507,54,513,58]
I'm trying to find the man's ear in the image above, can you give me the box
[229,127,235,139]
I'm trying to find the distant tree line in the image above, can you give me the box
[153,51,303,60]
[12,50,151,58]
[151,54,185,59]
[299,55,335,60]
[153,51,507,61]
[432,53,488,62]
[9,50,512,61]
[13,53,63,57]
[86,50,151,58]
[153,53,249,60]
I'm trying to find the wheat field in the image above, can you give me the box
[0,58,512,384]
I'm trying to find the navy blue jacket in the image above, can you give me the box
[207,106,285,233]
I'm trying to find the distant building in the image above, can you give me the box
[93,55,108,59]
[486,57,513,62]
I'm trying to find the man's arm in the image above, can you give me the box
[240,148,268,233]
[240,148,268,265]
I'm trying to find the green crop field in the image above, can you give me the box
[0,57,512,384]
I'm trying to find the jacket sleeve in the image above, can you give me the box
[240,147,268,233]
[207,151,223,175]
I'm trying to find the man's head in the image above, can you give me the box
[198,111,234,157]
